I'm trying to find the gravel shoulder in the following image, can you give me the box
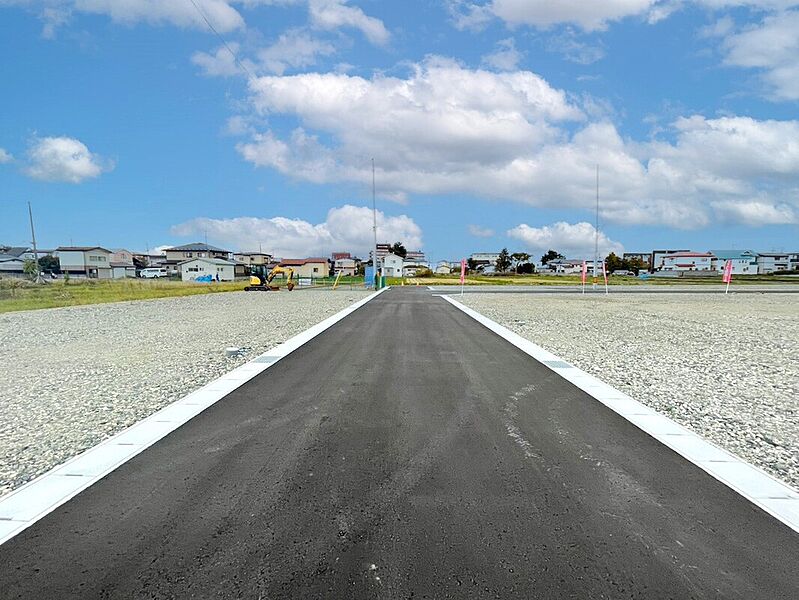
[0,289,370,497]
[460,292,799,489]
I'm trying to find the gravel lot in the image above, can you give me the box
[460,292,799,489]
[0,289,370,497]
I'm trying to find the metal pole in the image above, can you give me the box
[372,158,378,289]
[28,201,41,282]
[594,164,599,287]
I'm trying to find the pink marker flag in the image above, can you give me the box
[722,259,733,284]
[601,260,609,293]
[581,260,587,293]
[460,259,466,284]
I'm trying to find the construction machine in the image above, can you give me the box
[245,265,295,291]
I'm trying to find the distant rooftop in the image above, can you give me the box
[56,246,111,253]
[166,242,229,253]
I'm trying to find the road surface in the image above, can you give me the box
[1,287,797,599]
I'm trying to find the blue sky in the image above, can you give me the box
[1,0,798,261]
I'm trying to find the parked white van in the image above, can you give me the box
[139,268,169,279]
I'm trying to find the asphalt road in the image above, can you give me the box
[1,288,798,599]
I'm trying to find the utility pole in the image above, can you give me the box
[28,201,42,283]
[594,164,599,287]
[372,158,378,288]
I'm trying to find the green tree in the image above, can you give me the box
[38,255,60,273]
[466,258,478,272]
[540,249,564,264]
[390,242,407,258]
[495,248,512,273]
[23,258,39,279]
[511,252,531,273]
[605,252,623,273]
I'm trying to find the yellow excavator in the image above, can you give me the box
[245,265,295,291]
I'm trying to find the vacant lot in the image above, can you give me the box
[461,292,799,489]
[0,289,370,497]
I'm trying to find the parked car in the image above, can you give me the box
[139,267,169,278]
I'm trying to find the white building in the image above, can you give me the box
[381,253,404,277]
[333,257,357,276]
[710,250,758,275]
[56,246,113,279]
[179,257,235,282]
[661,252,713,271]
[757,253,792,274]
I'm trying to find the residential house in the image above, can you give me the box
[368,243,392,264]
[55,247,113,278]
[0,253,25,276]
[661,252,713,271]
[402,260,428,277]
[791,253,799,271]
[380,253,404,277]
[233,251,273,266]
[757,252,793,274]
[435,260,453,274]
[279,258,330,279]
[333,257,357,276]
[546,258,584,275]
[651,249,691,272]
[110,249,137,278]
[164,243,232,275]
[710,250,758,275]
[179,257,235,282]
[470,252,500,268]
[0,246,36,277]
[132,252,167,268]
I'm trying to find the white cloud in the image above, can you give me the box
[0,148,13,163]
[25,136,111,183]
[468,0,658,31]
[0,0,244,32]
[508,221,624,258]
[711,200,798,225]
[722,10,799,100]
[170,204,422,257]
[192,43,251,77]
[482,38,522,71]
[308,0,390,45]
[451,1,799,32]
[468,224,495,237]
[257,29,336,74]
[234,59,799,229]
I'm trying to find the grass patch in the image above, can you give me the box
[0,278,249,313]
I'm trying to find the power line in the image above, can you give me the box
[186,0,256,83]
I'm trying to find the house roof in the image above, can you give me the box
[0,253,24,262]
[166,242,229,253]
[710,250,756,260]
[178,257,236,266]
[664,252,713,258]
[0,246,32,257]
[56,246,112,253]
[279,257,329,266]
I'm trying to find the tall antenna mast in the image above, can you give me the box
[594,164,599,286]
[372,158,378,286]
[28,201,42,283]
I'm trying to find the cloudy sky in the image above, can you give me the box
[1,0,798,259]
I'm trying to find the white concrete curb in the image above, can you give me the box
[441,294,799,535]
[0,287,389,546]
